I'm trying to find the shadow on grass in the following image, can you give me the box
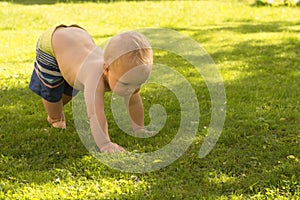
[0,86,89,184]
[157,21,300,197]
[171,21,300,41]
[0,87,153,199]
[193,22,300,196]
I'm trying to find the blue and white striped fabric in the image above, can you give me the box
[34,46,64,88]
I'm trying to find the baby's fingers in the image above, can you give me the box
[116,144,126,152]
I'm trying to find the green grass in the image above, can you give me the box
[1,0,300,199]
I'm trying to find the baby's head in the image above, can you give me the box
[103,31,153,96]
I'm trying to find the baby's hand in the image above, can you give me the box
[99,142,126,153]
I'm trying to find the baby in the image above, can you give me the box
[29,24,153,153]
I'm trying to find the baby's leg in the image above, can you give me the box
[43,98,66,129]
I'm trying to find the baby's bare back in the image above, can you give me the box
[52,26,97,87]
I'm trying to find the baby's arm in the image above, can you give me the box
[77,48,125,153]
[125,92,145,132]
[84,83,125,153]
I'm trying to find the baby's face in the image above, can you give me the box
[107,60,152,97]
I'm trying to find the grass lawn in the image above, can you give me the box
[0,0,300,199]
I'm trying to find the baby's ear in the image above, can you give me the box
[103,63,109,76]
[103,62,109,70]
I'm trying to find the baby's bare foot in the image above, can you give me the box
[47,115,66,129]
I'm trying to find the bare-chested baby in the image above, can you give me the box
[29,24,153,153]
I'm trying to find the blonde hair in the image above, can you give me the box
[104,31,152,67]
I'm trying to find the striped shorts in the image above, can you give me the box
[29,43,78,103]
